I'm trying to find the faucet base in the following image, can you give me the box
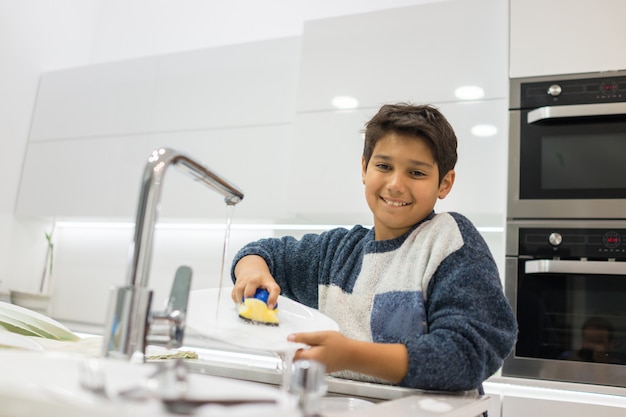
[102,285,153,361]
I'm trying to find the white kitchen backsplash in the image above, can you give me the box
[47,221,504,325]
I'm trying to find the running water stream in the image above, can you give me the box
[210,205,297,389]
[214,204,235,323]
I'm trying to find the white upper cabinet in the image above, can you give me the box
[295,0,508,112]
[143,126,295,222]
[16,137,149,219]
[285,100,508,227]
[286,109,372,225]
[286,0,508,226]
[151,40,300,131]
[29,58,159,141]
[510,0,626,78]
[16,38,301,221]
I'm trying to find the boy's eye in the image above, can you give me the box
[375,163,391,171]
[410,170,426,177]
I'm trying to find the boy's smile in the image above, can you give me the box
[362,132,455,240]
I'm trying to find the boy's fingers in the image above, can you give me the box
[288,332,324,346]
[267,284,281,309]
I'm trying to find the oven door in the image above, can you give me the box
[508,103,626,219]
[503,256,626,387]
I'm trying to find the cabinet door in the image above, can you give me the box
[29,58,159,141]
[287,100,508,227]
[144,125,293,221]
[296,0,508,112]
[152,38,300,131]
[510,0,626,78]
[16,137,150,218]
[286,110,371,225]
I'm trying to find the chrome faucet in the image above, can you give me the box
[103,147,244,361]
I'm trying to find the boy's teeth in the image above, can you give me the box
[384,198,408,207]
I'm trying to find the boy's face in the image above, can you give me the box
[362,132,455,240]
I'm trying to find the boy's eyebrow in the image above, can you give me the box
[372,154,435,169]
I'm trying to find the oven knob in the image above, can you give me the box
[547,84,562,96]
[548,232,563,246]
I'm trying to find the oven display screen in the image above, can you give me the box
[541,133,626,190]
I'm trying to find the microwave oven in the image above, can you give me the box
[507,71,626,220]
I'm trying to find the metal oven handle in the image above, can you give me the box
[527,102,626,124]
[525,259,626,275]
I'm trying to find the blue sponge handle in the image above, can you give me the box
[242,288,276,307]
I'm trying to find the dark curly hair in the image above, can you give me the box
[363,103,458,184]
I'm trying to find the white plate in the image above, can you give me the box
[187,287,339,353]
[0,302,79,341]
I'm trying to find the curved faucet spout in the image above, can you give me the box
[129,147,244,289]
[104,147,244,361]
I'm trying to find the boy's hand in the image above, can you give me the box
[288,331,353,373]
[232,255,281,308]
[288,331,409,383]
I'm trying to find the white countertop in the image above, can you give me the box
[324,394,490,417]
[0,343,490,417]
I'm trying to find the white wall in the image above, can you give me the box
[0,0,101,291]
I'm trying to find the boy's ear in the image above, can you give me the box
[361,156,367,184]
[438,170,455,199]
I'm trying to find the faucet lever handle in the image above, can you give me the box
[165,265,193,315]
[147,265,193,349]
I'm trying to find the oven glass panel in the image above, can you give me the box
[520,114,626,199]
[542,133,626,190]
[516,268,626,365]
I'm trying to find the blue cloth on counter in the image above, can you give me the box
[231,211,518,392]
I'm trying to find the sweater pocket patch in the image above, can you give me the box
[371,291,427,344]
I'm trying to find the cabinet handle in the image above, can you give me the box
[525,259,626,275]
[527,102,626,124]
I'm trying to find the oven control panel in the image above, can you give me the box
[519,228,626,259]
[519,75,626,108]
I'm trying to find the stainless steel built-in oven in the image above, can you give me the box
[503,220,626,387]
[507,70,626,220]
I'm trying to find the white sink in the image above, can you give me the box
[0,349,298,417]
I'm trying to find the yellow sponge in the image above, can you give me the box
[238,289,279,325]
[238,299,279,325]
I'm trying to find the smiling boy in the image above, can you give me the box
[231,103,517,391]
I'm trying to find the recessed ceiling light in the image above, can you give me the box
[471,124,498,137]
[454,85,485,100]
[332,95,359,109]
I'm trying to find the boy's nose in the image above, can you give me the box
[387,172,406,192]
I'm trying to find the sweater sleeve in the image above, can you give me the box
[400,215,518,391]
[230,228,357,308]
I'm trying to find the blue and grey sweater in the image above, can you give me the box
[231,211,517,391]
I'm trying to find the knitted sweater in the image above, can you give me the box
[231,211,518,391]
